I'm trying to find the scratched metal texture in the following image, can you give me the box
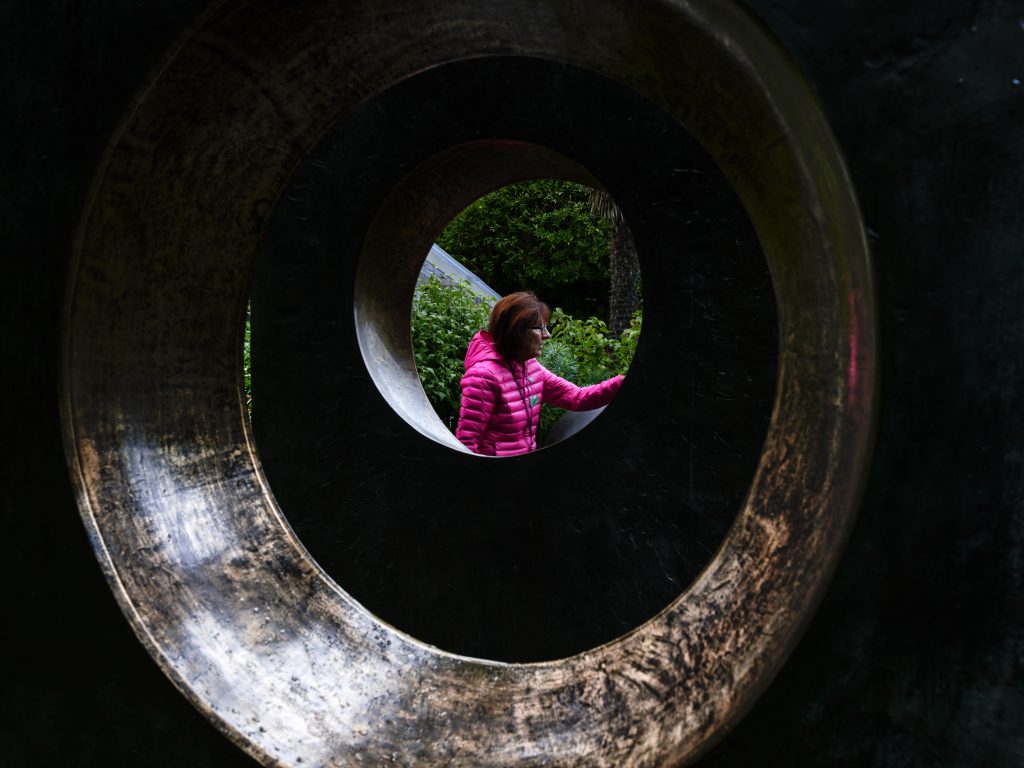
[60,1,875,765]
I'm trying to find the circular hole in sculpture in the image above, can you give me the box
[249,57,778,662]
[411,179,641,454]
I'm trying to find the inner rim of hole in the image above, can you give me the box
[409,178,641,453]
[354,141,624,453]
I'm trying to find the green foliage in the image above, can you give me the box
[535,339,578,382]
[536,309,641,443]
[545,307,641,384]
[616,311,643,372]
[411,276,492,430]
[436,180,611,318]
[534,339,576,443]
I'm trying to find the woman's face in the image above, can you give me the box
[523,321,551,360]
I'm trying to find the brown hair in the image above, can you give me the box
[489,291,550,361]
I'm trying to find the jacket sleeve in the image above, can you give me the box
[455,366,499,453]
[539,366,624,411]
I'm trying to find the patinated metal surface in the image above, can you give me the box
[62,0,876,766]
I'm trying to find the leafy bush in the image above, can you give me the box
[535,339,578,382]
[545,307,641,384]
[614,310,642,372]
[536,309,641,443]
[411,276,492,430]
[534,339,577,442]
[436,180,611,318]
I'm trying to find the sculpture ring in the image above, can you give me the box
[62,0,876,765]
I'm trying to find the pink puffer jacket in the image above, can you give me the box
[455,331,624,456]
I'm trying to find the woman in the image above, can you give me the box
[456,291,624,456]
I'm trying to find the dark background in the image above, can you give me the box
[3,0,1022,765]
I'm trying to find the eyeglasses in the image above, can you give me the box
[531,324,550,333]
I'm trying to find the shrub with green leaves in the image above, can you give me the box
[436,180,612,319]
[411,276,492,430]
[614,310,642,373]
[536,309,641,443]
[545,307,641,384]
[534,339,576,442]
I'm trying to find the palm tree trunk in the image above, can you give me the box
[608,216,639,337]
[591,190,639,337]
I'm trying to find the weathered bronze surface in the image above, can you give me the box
[62,0,876,765]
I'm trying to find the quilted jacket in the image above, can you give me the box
[455,330,624,456]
